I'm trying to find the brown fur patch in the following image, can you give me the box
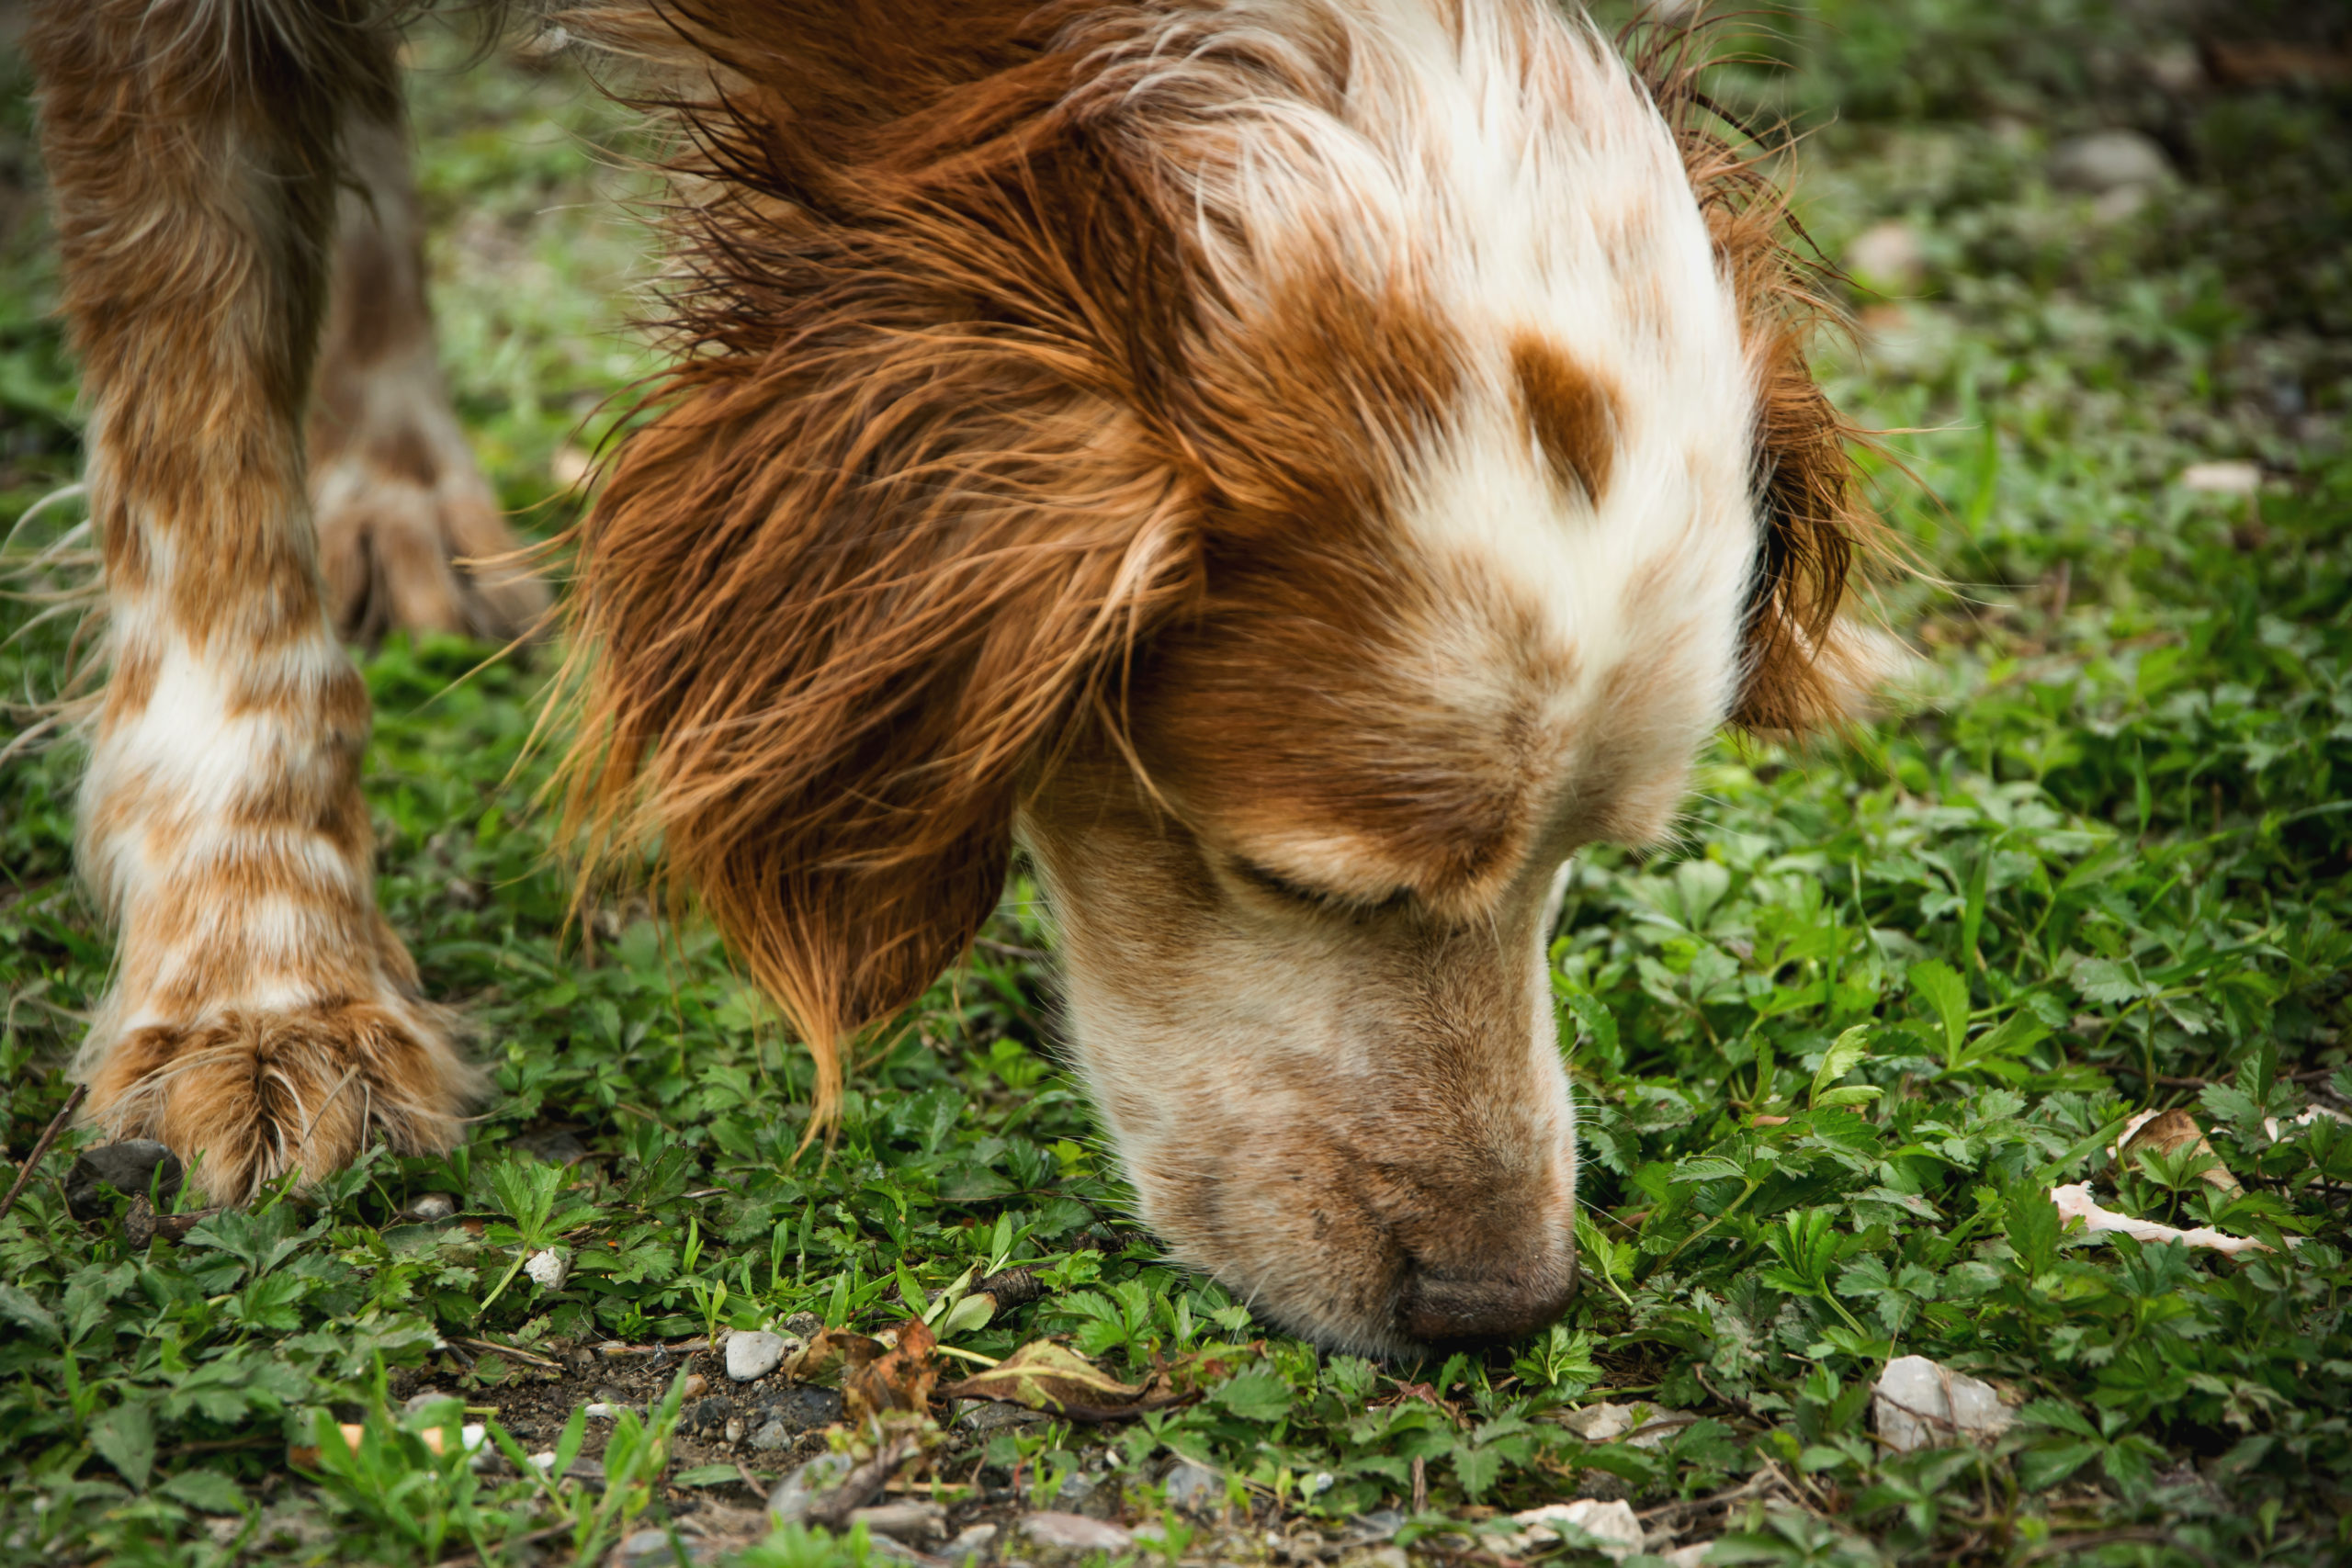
[1510,331,1616,503]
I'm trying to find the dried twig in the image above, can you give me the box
[0,1081,86,1228]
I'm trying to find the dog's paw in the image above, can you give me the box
[81,1001,477,1205]
[313,420,551,648]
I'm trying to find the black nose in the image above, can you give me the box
[1396,1247,1577,1347]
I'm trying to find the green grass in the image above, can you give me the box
[4,5,2350,1565]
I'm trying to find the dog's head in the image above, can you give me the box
[570,0,1884,1354]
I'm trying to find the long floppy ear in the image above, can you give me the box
[1635,20,1895,734]
[560,0,1199,1130]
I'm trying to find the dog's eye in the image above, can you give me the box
[1231,860,1410,915]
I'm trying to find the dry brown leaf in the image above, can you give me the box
[937,1340,1191,1424]
[845,1317,940,1421]
[783,1327,888,1387]
[2120,1108,2243,1195]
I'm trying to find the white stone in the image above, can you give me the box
[2178,460,2263,495]
[400,1192,457,1223]
[1661,1544,1717,1568]
[2050,130,2173,194]
[583,1403,628,1420]
[1872,1356,2016,1452]
[726,1330,791,1382]
[1019,1512,1134,1552]
[1558,1402,1634,1441]
[1502,1500,1645,1561]
[525,1249,570,1292]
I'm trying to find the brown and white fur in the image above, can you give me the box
[28,0,1881,1355]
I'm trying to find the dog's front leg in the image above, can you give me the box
[29,0,478,1202]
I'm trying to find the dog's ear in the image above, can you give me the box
[1735,325,1893,733]
[1640,27,1894,735]
[569,378,1193,1130]
[561,0,1199,1131]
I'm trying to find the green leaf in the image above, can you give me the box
[1907,962,1970,1063]
[159,1469,250,1514]
[673,1463,742,1488]
[1810,1025,1875,1107]
[1214,1371,1294,1424]
[0,1284,61,1347]
[91,1401,156,1492]
[1451,1441,1503,1501]
[1562,992,1618,1064]
[2018,1440,2101,1491]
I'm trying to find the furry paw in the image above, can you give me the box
[81,1002,478,1205]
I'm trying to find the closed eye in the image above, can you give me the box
[1231,858,1413,915]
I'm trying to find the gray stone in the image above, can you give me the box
[850,1502,948,1545]
[943,1523,999,1564]
[1339,1508,1404,1545]
[768,1450,857,1527]
[1160,1457,1226,1517]
[66,1141,183,1219]
[680,1396,736,1437]
[613,1527,722,1566]
[758,1386,844,1433]
[2050,130,2172,195]
[748,1419,795,1451]
[1053,1472,1117,1519]
[726,1330,792,1382]
[401,1191,457,1223]
[1018,1513,1133,1553]
[1873,1355,2015,1452]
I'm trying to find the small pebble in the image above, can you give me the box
[767,1450,856,1526]
[849,1501,947,1544]
[681,1373,708,1398]
[613,1527,720,1567]
[525,1249,570,1292]
[726,1330,791,1382]
[1018,1513,1133,1553]
[401,1192,457,1223]
[942,1523,998,1564]
[723,1416,745,1445]
[2179,460,2263,495]
[748,1418,793,1451]
[583,1402,629,1420]
[781,1311,824,1337]
[1161,1457,1225,1516]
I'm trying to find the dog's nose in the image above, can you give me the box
[1396,1247,1577,1347]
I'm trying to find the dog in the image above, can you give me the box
[26,0,1881,1355]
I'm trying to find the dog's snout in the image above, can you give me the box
[1396,1246,1577,1347]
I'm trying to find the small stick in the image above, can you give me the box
[0,1082,86,1227]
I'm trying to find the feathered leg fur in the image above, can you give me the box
[28,0,479,1202]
